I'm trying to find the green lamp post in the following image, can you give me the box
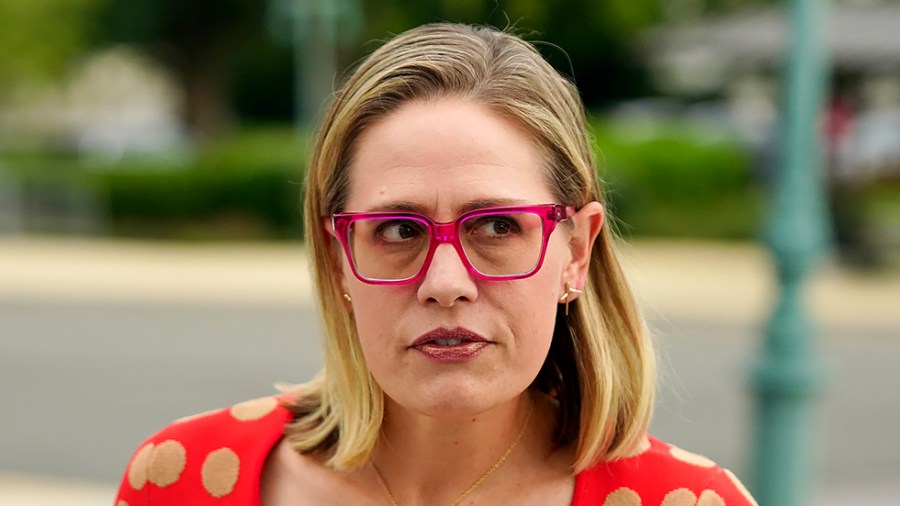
[291,0,362,130]
[750,0,831,504]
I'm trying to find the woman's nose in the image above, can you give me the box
[416,243,478,307]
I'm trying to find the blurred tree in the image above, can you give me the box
[93,0,268,137]
[73,0,788,135]
[0,0,103,96]
[231,33,293,122]
[511,0,664,104]
[352,0,665,106]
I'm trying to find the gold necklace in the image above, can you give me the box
[372,403,533,506]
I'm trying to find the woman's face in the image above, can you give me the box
[336,99,593,418]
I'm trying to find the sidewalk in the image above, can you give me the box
[619,239,900,330]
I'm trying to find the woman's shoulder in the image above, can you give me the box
[115,394,293,505]
[572,435,758,506]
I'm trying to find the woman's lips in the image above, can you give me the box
[409,327,492,363]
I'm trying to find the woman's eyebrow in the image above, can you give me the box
[364,201,429,213]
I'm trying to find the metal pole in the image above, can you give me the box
[750,0,830,504]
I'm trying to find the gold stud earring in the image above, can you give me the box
[342,293,352,303]
[559,282,583,316]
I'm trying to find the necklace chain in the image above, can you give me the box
[372,403,534,506]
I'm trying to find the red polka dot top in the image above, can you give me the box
[115,395,758,505]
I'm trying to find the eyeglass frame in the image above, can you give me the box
[328,203,575,285]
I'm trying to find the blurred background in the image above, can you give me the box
[0,0,898,504]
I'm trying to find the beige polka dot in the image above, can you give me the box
[127,443,154,490]
[230,396,278,421]
[660,488,697,506]
[202,447,240,498]
[697,490,726,506]
[725,469,759,506]
[622,434,652,458]
[603,486,642,506]
[117,501,129,506]
[147,440,187,487]
[669,446,716,468]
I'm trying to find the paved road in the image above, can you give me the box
[1,238,898,503]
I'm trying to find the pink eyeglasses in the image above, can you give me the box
[329,203,574,285]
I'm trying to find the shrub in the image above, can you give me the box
[591,118,762,239]
[4,126,307,240]
[5,121,766,241]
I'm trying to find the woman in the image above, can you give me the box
[115,23,756,505]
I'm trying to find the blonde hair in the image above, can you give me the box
[287,23,655,473]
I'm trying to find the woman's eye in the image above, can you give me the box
[473,217,518,236]
[378,220,423,242]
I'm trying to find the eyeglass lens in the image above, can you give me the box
[346,211,545,281]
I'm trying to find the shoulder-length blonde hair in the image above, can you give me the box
[287,22,655,473]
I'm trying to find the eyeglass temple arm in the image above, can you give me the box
[554,205,576,222]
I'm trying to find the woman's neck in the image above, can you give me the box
[371,390,559,505]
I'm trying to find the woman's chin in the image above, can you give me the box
[384,381,523,419]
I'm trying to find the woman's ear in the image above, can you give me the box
[563,201,604,288]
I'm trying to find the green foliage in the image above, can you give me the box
[8,126,307,240]
[91,0,270,134]
[502,0,663,101]
[0,0,103,92]
[865,184,900,233]
[6,121,765,241]
[592,118,762,239]
[100,128,306,239]
[352,0,663,105]
[95,0,265,45]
